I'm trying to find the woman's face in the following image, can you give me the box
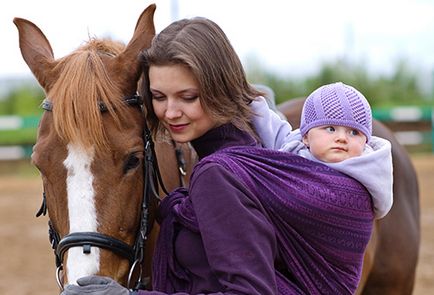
[149,64,217,143]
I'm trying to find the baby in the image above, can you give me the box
[252,82,393,219]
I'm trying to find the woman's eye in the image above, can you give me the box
[182,95,199,101]
[150,90,165,101]
[152,95,166,101]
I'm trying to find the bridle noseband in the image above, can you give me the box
[36,95,183,291]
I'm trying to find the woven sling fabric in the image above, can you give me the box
[153,146,374,294]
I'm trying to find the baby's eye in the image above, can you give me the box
[325,126,335,132]
[350,129,360,136]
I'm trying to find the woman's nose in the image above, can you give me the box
[165,98,182,119]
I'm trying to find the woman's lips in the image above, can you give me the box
[169,123,189,133]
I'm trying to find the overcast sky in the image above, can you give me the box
[2,0,434,90]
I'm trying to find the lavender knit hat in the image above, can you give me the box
[300,82,372,141]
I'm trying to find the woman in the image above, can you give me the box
[62,17,374,295]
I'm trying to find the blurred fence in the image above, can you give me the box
[373,106,434,153]
[0,106,433,160]
[0,115,38,160]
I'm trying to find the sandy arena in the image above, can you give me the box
[0,154,433,294]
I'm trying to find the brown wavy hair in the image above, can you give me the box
[139,17,262,138]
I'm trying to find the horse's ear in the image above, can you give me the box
[13,17,56,90]
[113,4,156,84]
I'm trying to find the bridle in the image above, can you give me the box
[36,94,185,291]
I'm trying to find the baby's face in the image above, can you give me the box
[303,125,367,163]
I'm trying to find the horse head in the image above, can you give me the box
[13,4,191,290]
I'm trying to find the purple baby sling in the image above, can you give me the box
[153,146,374,294]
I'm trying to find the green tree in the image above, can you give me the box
[247,57,431,107]
[0,86,44,115]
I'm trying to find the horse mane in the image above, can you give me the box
[49,38,127,151]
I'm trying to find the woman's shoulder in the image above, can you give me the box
[192,158,226,176]
[190,147,257,184]
[188,155,256,204]
[192,145,317,183]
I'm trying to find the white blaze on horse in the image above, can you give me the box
[63,144,98,281]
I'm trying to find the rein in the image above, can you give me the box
[36,95,183,291]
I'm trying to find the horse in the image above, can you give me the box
[14,4,195,291]
[278,98,420,295]
[15,4,420,294]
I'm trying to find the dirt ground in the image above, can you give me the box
[0,155,433,295]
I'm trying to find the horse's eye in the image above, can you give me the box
[124,153,141,173]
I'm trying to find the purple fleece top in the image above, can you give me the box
[140,124,373,295]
